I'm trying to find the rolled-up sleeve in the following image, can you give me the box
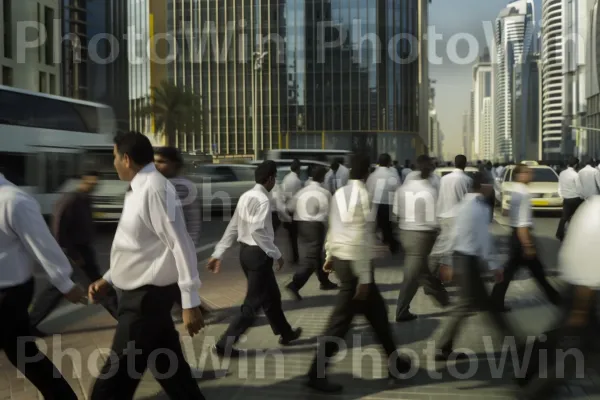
[147,187,201,309]
[12,198,75,294]
[250,201,282,260]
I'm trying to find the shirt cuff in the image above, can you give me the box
[102,270,113,285]
[211,248,225,260]
[180,288,202,309]
[54,279,76,295]
[268,248,282,261]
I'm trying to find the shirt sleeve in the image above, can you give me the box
[147,186,202,309]
[212,206,240,259]
[11,197,75,294]
[515,193,533,228]
[249,201,282,260]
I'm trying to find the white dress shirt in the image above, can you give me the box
[270,183,291,223]
[401,168,412,183]
[325,165,350,193]
[212,184,281,261]
[0,174,75,293]
[393,178,438,231]
[288,181,331,222]
[558,167,581,200]
[452,193,498,270]
[325,180,374,284]
[403,170,441,193]
[559,195,600,287]
[577,165,600,199]
[366,166,401,205]
[437,169,472,219]
[281,171,303,202]
[104,164,201,309]
[508,182,533,228]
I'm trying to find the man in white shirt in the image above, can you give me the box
[400,159,413,183]
[556,157,583,241]
[0,173,86,399]
[306,154,411,393]
[324,158,350,194]
[490,164,561,312]
[206,161,302,356]
[577,160,600,199]
[286,166,337,300]
[393,155,448,322]
[403,165,441,193]
[366,153,401,254]
[430,154,472,273]
[88,132,205,399]
[270,182,291,232]
[281,159,303,264]
[433,173,515,360]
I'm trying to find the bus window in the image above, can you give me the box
[0,152,27,185]
[84,149,119,179]
[0,90,34,126]
[43,152,79,192]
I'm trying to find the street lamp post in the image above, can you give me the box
[253,51,268,160]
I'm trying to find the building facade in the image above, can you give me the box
[586,0,600,158]
[161,0,429,161]
[1,0,61,93]
[512,51,541,161]
[480,97,493,160]
[472,53,493,160]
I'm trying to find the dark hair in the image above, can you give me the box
[312,166,327,182]
[335,157,345,165]
[155,146,183,167]
[81,170,99,178]
[349,153,370,180]
[255,160,277,184]
[378,153,392,167]
[306,164,313,177]
[113,131,154,166]
[568,157,579,168]
[513,163,529,176]
[455,154,467,169]
[290,158,301,173]
[471,172,484,191]
[416,154,432,179]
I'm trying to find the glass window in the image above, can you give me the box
[84,149,118,179]
[1,66,12,86]
[39,72,47,92]
[3,0,11,59]
[49,74,56,94]
[44,6,54,65]
[43,152,78,192]
[0,152,26,185]
[231,166,256,181]
[531,168,558,182]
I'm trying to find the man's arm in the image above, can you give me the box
[249,201,282,260]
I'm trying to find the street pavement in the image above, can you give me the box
[2,211,600,399]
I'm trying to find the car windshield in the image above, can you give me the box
[531,168,558,182]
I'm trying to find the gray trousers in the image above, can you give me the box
[396,230,447,318]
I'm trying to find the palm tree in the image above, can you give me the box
[140,80,202,148]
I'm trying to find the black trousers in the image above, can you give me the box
[437,252,515,351]
[555,197,583,241]
[272,212,281,233]
[0,279,77,399]
[290,221,331,290]
[491,229,561,308]
[29,244,119,327]
[217,244,293,348]
[90,284,204,400]
[283,220,299,263]
[375,203,399,254]
[308,258,397,379]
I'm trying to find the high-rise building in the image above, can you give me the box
[428,79,441,159]
[480,97,493,160]
[586,0,600,158]
[513,50,541,161]
[165,0,430,161]
[1,0,61,92]
[493,0,535,161]
[472,52,493,160]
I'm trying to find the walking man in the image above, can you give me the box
[285,166,338,300]
[29,171,119,335]
[324,157,349,194]
[577,160,600,199]
[394,154,448,322]
[0,172,86,400]
[206,161,302,356]
[306,154,411,393]
[490,164,561,312]
[366,153,401,254]
[282,159,303,263]
[89,132,205,399]
[555,157,582,241]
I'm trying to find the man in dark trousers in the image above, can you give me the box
[555,156,582,241]
[281,159,303,263]
[29,171,119,335]
[306,154,411,393]
[491,164,561,312]
[206,161,302,356]
[88,132,205,399]
[285,166,338,301]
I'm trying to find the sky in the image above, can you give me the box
[429,0,542,156]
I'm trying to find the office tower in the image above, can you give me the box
[586,0,600,158]
[513,49,541,161]
[472,52,493,160]
[493,0,535,161]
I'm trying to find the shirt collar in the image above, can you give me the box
[253,183,269,195]
[129,163,157,192]
[453,168,465,174]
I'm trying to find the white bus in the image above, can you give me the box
[265,149,351,165]
[0,85,116,216]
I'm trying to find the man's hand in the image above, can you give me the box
[494,269,504,283]
[88,279,110,304]
[439,265,453,283]
[276,257,285,271]
[567,310,588,328]
[64,285,88,304]
[206,258,221,274]
[323,260,334,274]
[182,307,205,337]
[353,284,370,301]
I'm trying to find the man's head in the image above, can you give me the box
[255,160,277,191]
[471,172,494,202]
[416,154,433,179]
[79,171,99,193]
[513,164,532,184]
[290,158,301,173]
[454,154,467,170]
[349,153,371,181]
[378,153,392,168]
[486,161,493,170]
[330,159,340,172]
[568,157,579,168]
[154,146,184,178]
[312,166,327,183]
[336,157,345,166]
[113,131,155,182]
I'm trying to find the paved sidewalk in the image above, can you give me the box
[1,228,599,399]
